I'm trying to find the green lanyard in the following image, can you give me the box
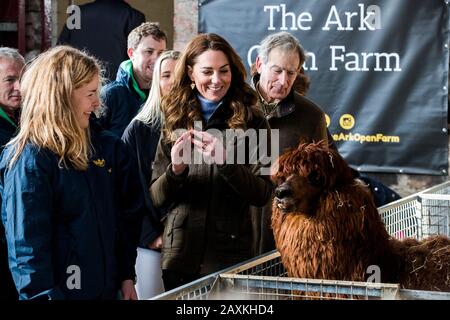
[122,60,147,101]
[130,68,147,101]
[0,106,17,128]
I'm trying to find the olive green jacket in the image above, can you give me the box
[150,102,273,275]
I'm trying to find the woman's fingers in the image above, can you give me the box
[171,131,192,173]
[172,131,191,153]
[191,131,225,164]
[192,137,209,152]
[172,130,226,165]
[192,130,214,143]
[174,130,192,145]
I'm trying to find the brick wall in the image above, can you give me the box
[173,0,198,51]
[25,0,42,60]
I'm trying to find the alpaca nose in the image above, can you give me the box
[275,185,292,199]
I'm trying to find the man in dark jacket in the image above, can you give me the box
[99,22,167,137]
[0,47,24,300]
[58,0,145,81]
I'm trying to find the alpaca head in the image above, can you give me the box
[271,141,356,217]
[271,141,396,284]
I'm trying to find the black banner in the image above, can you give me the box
[199,0,450,175]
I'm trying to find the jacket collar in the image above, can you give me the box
[0,106,18,128]
[202,97,232,131]
[251,74,296,120]
[116,60,147,101]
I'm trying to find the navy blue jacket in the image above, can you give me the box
[100,62,146,137]
[0,114,17,150]
[122,119,164,248]
[0,120,156,300]
[0,111,18,300]
[58,0,145,81]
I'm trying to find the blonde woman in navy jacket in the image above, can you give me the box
[0,46,154,300]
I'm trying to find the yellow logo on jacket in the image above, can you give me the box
[93,158,105,167]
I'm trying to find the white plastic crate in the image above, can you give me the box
[152,251,450,300]
[379,181,450,240]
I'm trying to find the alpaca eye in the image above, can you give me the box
[277,177,286,184]
[308,171,323,187]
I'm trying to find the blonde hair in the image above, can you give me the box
[8,46,102,171]
[135,50,180,127]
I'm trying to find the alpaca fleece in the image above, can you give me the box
[271,141,450,291]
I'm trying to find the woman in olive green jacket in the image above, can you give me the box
[150,33,273,290]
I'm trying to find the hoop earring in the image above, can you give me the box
[190,82,195,90]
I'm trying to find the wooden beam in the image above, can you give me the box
[17,0,25,55]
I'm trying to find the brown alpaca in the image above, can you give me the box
[271,141,450,291]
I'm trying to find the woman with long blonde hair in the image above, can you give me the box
[0,46,153,300]
[122,50,180,299]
